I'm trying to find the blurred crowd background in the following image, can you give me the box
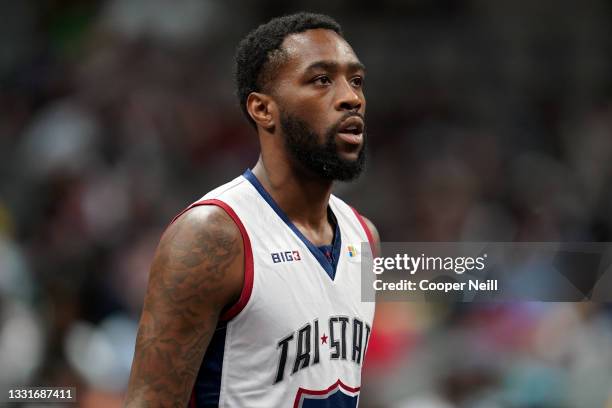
[1,0,612,407]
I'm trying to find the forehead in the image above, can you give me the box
[279,28,361,73]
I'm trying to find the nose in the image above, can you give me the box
[335,78,362,112]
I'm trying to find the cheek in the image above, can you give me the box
[276,87,335,134]
[291,105,330,134]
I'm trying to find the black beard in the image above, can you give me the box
[279,111,366,182]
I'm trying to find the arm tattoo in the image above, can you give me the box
[125,208,241,407]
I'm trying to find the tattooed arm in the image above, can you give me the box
[125,205,244,407]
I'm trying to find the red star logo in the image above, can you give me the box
[321,333,328,344]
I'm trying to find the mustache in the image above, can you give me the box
[329,112,366,134]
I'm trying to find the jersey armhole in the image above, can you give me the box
[350,207,378,257]
[170,198,254,322]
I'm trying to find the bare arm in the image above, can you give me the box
[125,205,244,408]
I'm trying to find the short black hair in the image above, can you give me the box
[234,12,343,127]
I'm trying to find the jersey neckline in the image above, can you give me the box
[242,168,342,280]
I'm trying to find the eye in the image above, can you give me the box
[313,75,332,85]
[351,76,364,88]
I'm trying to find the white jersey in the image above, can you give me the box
[179,170,376,408]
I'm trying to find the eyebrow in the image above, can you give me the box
[304,60,366,74]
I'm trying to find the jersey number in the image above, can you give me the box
[294,380,359,408]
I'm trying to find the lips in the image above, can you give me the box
[337,116,364,145]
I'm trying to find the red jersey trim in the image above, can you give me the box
[351,207,377,257]
[170,198,254,322]
[189,390,197,408]
[293,379,360,408]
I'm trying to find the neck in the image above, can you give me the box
[251,155,332,230]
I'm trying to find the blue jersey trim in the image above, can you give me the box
[301,391,358,407]
[243,169,341,280]
[192,322,227,406]
[316,209,342,280]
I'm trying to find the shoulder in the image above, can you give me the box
[165,204,242,248]
[153,204,244,310]
[344,202,380,257]
[360,216,380,245]
[333,195,381,253]
[359,215,381,256]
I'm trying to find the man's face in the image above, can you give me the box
[271,29,367,181]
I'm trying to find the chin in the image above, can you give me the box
[337,150,362,163]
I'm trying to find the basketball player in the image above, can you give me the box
[125,12,379,407]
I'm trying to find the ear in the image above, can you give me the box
[247,92,276,132]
